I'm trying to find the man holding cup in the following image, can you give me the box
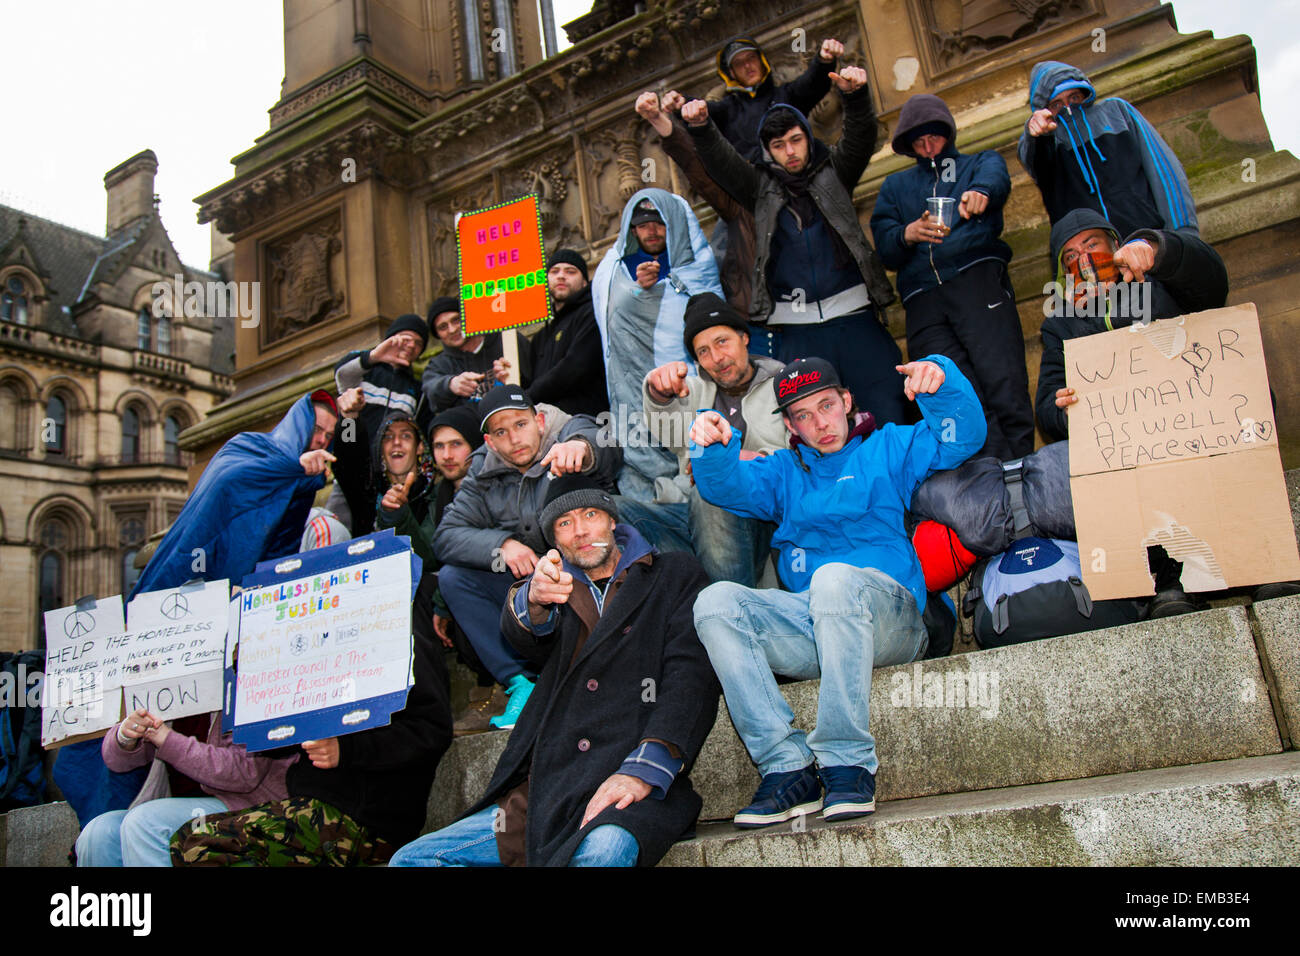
[870,94,1033,459]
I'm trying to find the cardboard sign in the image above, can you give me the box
[41,581,230,747]
[456,194,550,336]
[1066,303,1300,599]
[229,532,419,753]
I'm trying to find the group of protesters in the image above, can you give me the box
[65,32,1291,868]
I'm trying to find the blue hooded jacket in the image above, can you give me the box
[692,353,986,609]
[129,392,330,597]
[871,94,1012,302]
[1017,61,1198,241]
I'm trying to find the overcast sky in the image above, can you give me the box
[1,1,1294,270]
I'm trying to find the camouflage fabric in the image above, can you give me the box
[169,796,395,867]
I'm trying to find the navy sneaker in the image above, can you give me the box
[733,764,822,828]
[819,765,876,822]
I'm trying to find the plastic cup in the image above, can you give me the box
[926,196,956,231]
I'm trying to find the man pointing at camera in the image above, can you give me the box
[690,354,985,827]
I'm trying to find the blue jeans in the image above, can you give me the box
[617,493,776,588]
[76,796,227,867]
[388,805,640,867]
[438,564,532,684]
[693,563,927,776]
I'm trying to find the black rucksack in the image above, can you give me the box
[963,537,1143,648]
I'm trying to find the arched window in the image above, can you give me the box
[44,393,67,455]
[120,517,146,595]
[157,314,172,355]
[122,406,140,463]
[0,384,20,450]
[138,307,151,350]
[164,414,182,465]
[1,276,30,324]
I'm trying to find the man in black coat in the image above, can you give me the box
[389,475,720,867]
[525,249,609,418]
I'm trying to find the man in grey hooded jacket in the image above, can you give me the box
[433,387,621,729]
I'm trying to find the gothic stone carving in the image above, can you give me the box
[923,0,1092,71]
[264,214,346,344]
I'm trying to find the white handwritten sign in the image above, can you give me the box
[231,535,414,751]
[41,598,126,746]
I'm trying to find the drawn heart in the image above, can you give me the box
[1180,342,1212,373]
[1184,440,1201,454]
[1255,420,1274,441]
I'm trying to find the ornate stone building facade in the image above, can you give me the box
[0,150,235,651]
[187,0,1300,475]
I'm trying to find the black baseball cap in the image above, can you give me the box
[772,357,841,413]
[629,199,664,227]
[477,386,535,432]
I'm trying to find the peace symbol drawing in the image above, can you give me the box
[160,591,190,620]
[64,610,96,639]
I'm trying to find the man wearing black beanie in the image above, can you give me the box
[330,312,431,532]
[421,296,531,414]
[525,248,609,418]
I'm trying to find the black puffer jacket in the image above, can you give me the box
[525,285,609,418]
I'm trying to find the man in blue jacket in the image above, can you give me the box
[871,94,1032,459]
[690,354,985,826]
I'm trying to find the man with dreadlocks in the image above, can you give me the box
[687,355,985,827]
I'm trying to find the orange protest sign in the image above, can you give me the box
[456,194,551,336]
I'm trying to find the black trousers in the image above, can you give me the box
[903,261,1035,460]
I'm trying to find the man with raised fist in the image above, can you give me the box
[390,475,719,867]
[683,64,904,426]
[689,355,985,827]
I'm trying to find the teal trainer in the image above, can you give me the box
[489,674,535,730]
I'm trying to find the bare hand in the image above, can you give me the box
[661,90,686,113]
[1028,108,1058,137]
[142,720,171,748]
[1054,386,1078,410]
[370,334,414,368]
[337,387,365,419]
[647,361,691,401]
[959,190,988,219]
[690,410,733,448]
[896,361,946,401]
[492,357,511,383]
[681,99,709,127]
[300,449,337,476]
[118,708,159,749]
[819,38,844,62]
[301,738,340,770]
[581,773,652,828]
[904,210,947,245]
[1113,238,1156,282]
[500,539,540,578]
[635,260,661,290]
[829,66,866,93]
[432,613,454,649]
[450,371,485,397]
[528,549,574,608]
[381,471,417,512]
[538,438,592,476]
[636,91,674,136]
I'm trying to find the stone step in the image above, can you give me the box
[426,597,1295,831]
[660,752,1300,866]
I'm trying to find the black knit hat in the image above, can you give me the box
[429,404,485,451]
[682,292,749,357]
[772,357,841,412]
[427,296,461,328]
[539,474,619,547]
[549,248,589,282]
[384,313,429,351]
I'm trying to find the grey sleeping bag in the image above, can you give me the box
[909,441,1075,556]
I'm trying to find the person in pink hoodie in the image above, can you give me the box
[74,708,296,866]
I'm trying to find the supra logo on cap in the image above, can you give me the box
[778,370,822,397]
